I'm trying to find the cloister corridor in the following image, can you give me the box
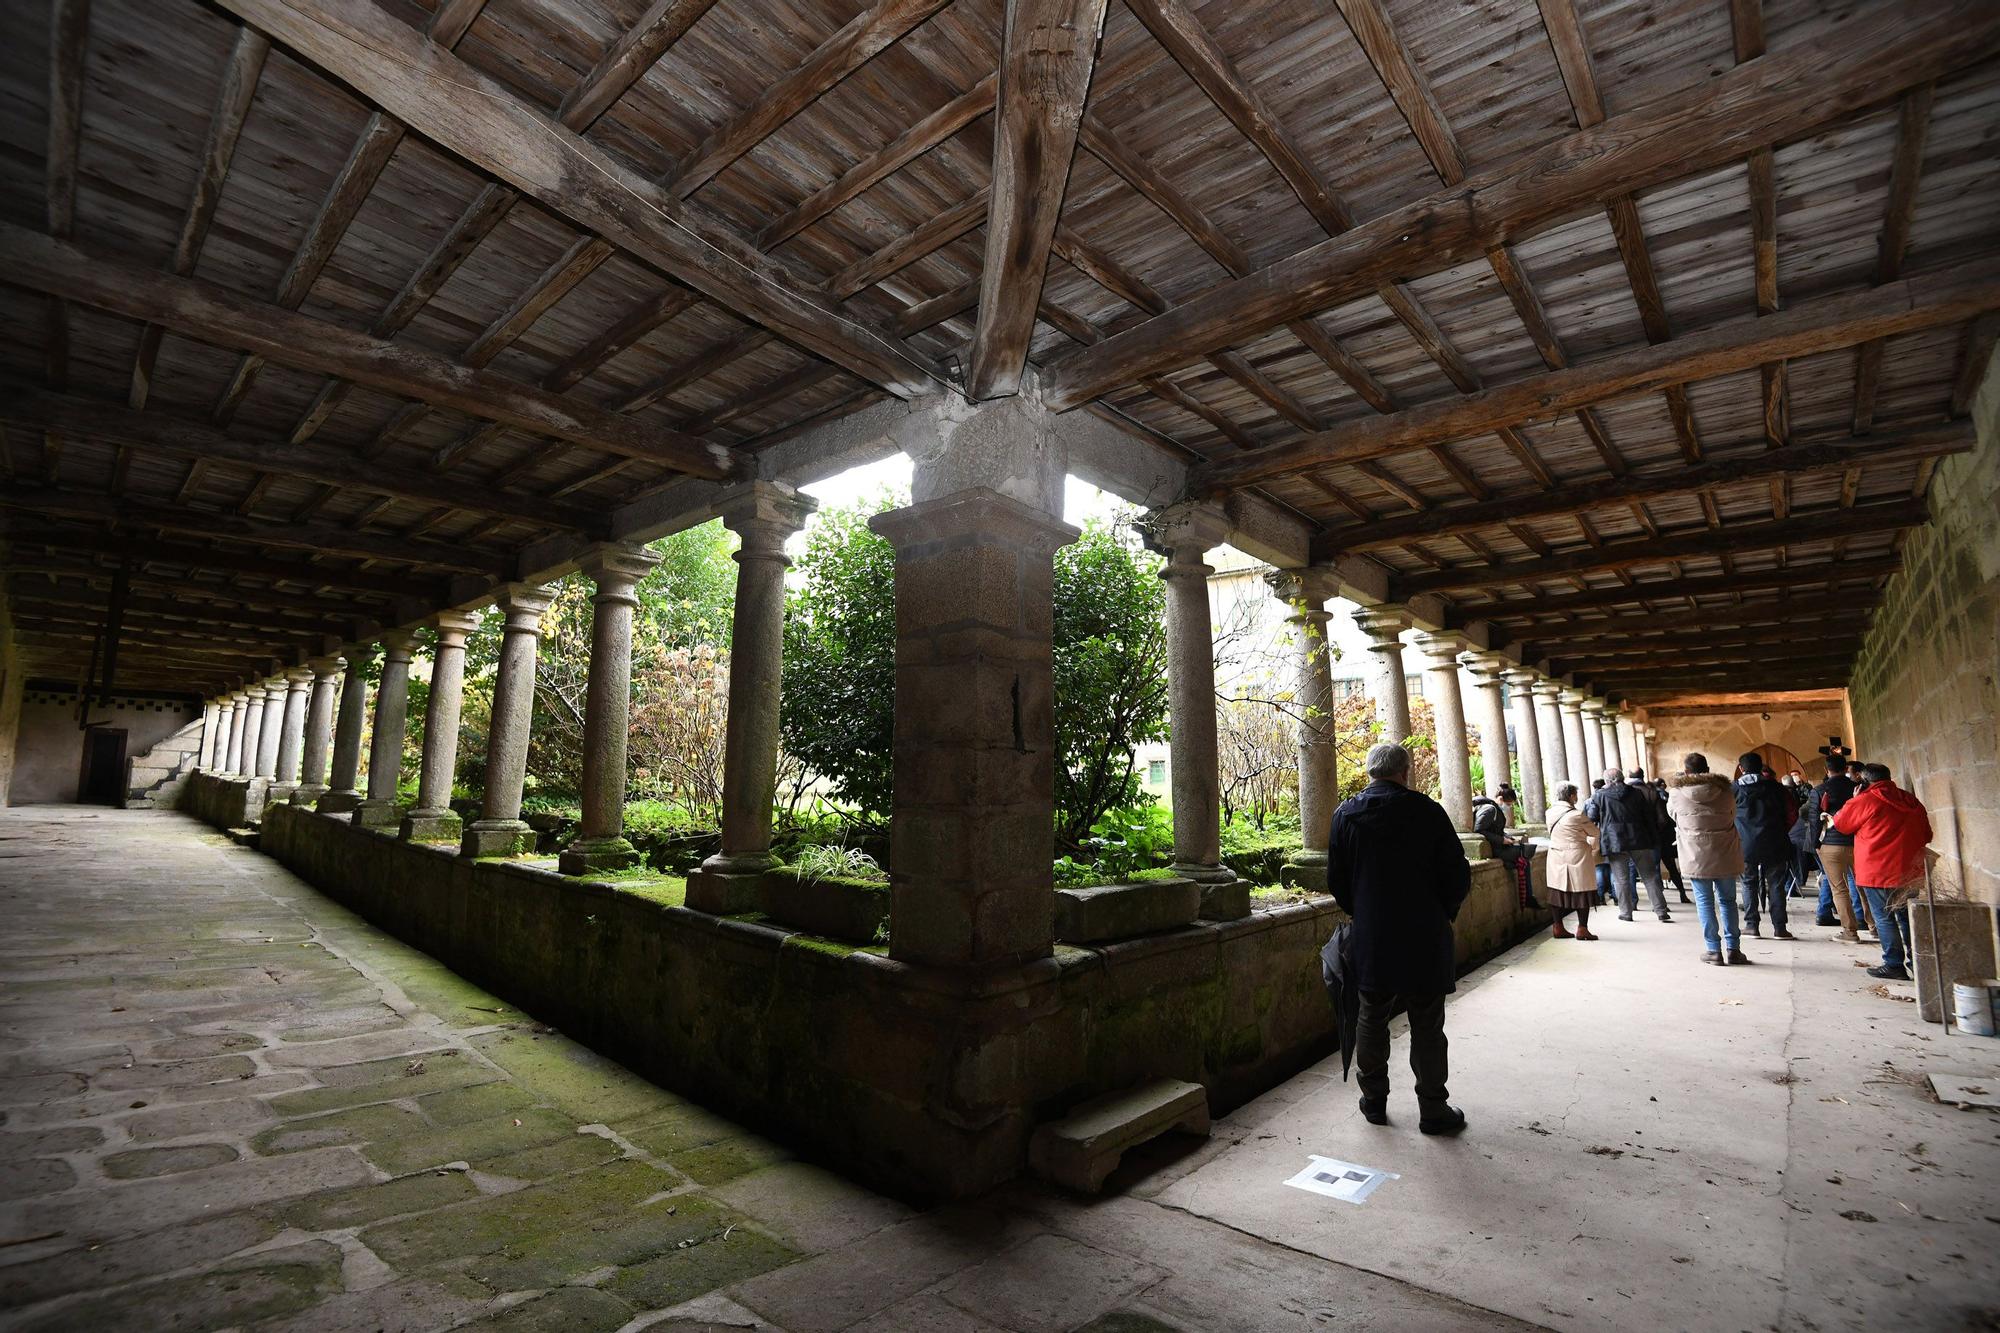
[2,805,1993,1333]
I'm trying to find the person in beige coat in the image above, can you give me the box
[1543,783,1600,941]
[1668,753,1749,965]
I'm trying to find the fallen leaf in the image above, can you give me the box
[1840,1210,1878,1223]
[404,1059,426,1076]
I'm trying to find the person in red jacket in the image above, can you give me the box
[1832,763,1934,981]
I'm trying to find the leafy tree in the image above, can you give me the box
[779,494,902,824]
[779,497,1171,850]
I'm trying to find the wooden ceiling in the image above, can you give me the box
[1,0,1996,703]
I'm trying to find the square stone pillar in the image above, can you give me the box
[1413,632,1474,831]
[269,667,312,801]
[870,488,1077,968]
[1268,568,1337,893]
[560,544,663,876]
[1558,689,1590,791]
[463,585,554,858]
[319,648,374,814]
[355,630,418,831]
[402,611,479,844]
[293,656,342,805]
[1352,606,1413,742]
[1461,651,1514,799]
[1504,669,1548,823]
[690,483,817,913]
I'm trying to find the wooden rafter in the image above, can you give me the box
[1041,3,1998,410]
[1852,85,1937,433]
[1453,556,1902,625]
[1,527,446,599]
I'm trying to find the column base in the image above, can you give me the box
[267,782,300,807]
[352,800,403,832]
[399,809,463,843]
[291,784,328,806]
[1279,851,1329,895]
[460,819,537,859]
[559,836,641,877]
[686,853,777,914]
[317,789,363,815]
[1171,862,1250,920]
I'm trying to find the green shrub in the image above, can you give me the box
[1220,815,1303,886]
[1081,802,1174,879]
[1052,861,1183,890]
[792,844,888,884]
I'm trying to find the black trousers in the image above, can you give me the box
[1355,990,1449,1114]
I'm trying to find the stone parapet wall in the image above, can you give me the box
[180,770,270,830]
[1849,349,2000,908]
[248,805,1549,1199]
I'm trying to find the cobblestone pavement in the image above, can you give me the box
[0,807,1522,1333]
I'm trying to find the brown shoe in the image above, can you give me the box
[1575,927,1599,941]
[1837,930,1861,943]
[1552,923,1573,939]
[1726,949,1755,965]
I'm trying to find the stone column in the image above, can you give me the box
[1605,712,1626,772]
[1582,700,1608,777]
[1617,713,1641,775]
[197,700,220,770]
[872,488,1077,966]
[354,630,417,830]
[1353,606,1413,741]
[1155,502,1243,906]
[463,585,554,858]
[690,484,818,911]
[319,649,374,814]
[1639,725,1656,777]
[1268,568,1338,890]
[559,544,662,875]
[294,656,342,804]
[1505,669,1547,822]
[253,680,285,779]
[1461,651,1513,798]
[1415,632,1474,830]
[1558,689,1590,790]
[236,687,267,782]
[1532,679,1567,801]
[402,611,479,843]
[215,695,239,773]
[269,667,312,799]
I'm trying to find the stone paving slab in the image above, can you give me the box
[4,807,1992,1333]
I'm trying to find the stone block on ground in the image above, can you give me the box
[762,869,887,942]
[1054,879,1200,944]
[1029,1078,1210,1194]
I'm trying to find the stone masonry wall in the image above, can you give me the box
[1848,345,2000,907]
[244,802,1548,1199]
[125,716,206,809]
[1648,702,1850,778]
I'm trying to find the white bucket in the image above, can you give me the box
[1952,979,2000,1037]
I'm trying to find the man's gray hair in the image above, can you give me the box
[1366,742,1411,780]
[1604,766,1625,783]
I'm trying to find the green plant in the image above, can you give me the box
[1081,802,1174,879]
[1052,859,1182,889]
[792,844,887,884]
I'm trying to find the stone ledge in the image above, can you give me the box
[1054,878,1200,943]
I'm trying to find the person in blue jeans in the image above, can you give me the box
[1833,764,1933,981]
[1667,753,1751,965]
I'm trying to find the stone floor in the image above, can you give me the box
[1,806,1994,1332]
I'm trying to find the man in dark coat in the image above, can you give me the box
[1584,768,1670,922]
[1734,751,1798,940]
[1328,741,1471,1135]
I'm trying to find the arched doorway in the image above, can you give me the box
[1750,742,1806,778]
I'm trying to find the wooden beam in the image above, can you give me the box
[1852,84,1935,432]
[1312,422,1970,555]
[1040,2,2000,410]
[43,0,90,391]
[1449,556,1902,624]
[128,25,270,410]
[216,0,944,401]
[1333,0,1465,184]
[1397,500,1926,596]
[0,487,507,576]
[967,0,1109,398]
[1508,601,1869,645]
[10,579,359,636]
[2,225,743,480]
[4,558,393,620]
[1952,314,2000,416]
[1,389,601,532]
[1194,268,2000,491]
[2,527,447,600]
[1524,617,1869,659]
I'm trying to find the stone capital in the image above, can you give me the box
[1142,501,1231,560]
[714,480,817,551]
[378,629,419,661]
[493,582,556,630]
[1264,566,1337,615]
[1412,630,1471,666]
[432,609,480,649]
[284,666,315,687]
[262,680,288,701]
[868,486,1078,557]
[1580,698,1611,718]
[1459,650,1512,685]
[340,643,379,669]
[308,655,345,678]
[1505,668,1544,691]
[1558,688,1588,710]
[1351,605,1412,649]
[579,542,661,602]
